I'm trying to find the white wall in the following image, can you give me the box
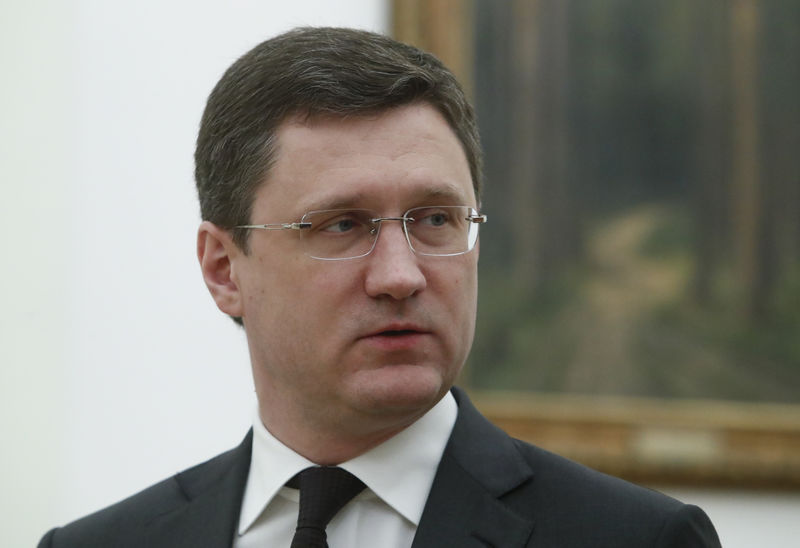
[0,2,387,546]
[2,2,799,547]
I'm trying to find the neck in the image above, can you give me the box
[257,404,427,465]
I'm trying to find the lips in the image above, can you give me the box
[358,323,430,351]
[379,329,419,336]
[362,323,428,339]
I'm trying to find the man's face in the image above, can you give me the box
[230,103,479,438]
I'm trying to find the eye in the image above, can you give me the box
[310,211,371,234]
[428,212,449,226]
[323,218,357,233]
[417,209,451,227]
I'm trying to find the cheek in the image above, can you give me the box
[457,265,479,331]
[432,261,478,329]
[436,256,478,297]
[278,265,364,340]
[314,262,364,297]
[239,258,300,327]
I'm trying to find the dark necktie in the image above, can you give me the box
[289,466,366,548]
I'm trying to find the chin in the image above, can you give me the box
[350,364,452,415]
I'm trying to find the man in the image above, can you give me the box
[39,27,720,547]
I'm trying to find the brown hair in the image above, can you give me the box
[195,27,482,250]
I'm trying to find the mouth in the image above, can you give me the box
[363,323,428,338]
[359,324,430,351]
[378,329,421,337]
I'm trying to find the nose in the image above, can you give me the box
[363,221,427,300]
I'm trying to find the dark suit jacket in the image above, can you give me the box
[39,388,720,547]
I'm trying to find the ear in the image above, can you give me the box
[197,221,245,318]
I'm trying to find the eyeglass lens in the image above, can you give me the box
[299,206,479,260]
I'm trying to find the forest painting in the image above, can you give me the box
[463,0,799,403]
[396,0,799,403]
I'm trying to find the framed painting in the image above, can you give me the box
[393,0,800,489]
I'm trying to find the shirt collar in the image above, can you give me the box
[238,391,457,534]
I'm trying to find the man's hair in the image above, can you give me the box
[195,26,482,250]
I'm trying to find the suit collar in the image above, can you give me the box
[136,388,535,547]
[412,387,536,547]
[146,431,253,548]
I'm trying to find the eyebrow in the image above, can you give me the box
[305,192,369,212]
[303,183,472,213]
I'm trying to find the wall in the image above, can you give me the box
[0,2,386,546]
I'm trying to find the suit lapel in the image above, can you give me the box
[145,431,253,548]
[412,388,536,548]
[136,391,533,547]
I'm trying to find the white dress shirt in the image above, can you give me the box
[233,392,458,548]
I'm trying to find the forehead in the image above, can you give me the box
[254,104,475,215]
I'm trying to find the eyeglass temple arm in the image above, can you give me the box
[235,222,312,230]
[468,214,488,224]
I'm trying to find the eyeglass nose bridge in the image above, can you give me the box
[366,215,415,253]
[370,215,411,226]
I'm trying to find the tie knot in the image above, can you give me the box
[290,466,366,547]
